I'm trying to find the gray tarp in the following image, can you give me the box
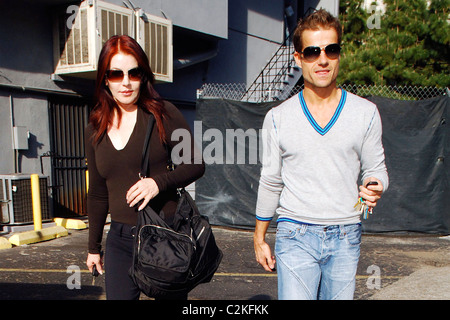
[195,94,450,234]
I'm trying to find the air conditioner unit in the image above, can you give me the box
[0,174,51,226]
[136,10,173,83]
[53,0,173,83]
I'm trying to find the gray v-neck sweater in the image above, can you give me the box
[256,90,389,225]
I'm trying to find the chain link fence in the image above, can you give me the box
[197,83,449,102]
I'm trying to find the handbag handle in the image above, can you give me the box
[139,113,155,179]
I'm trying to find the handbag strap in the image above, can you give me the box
[140,113,186,194]
[139,113,155,179]
[164,143,187,196]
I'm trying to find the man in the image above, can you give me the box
[254,9,389,300]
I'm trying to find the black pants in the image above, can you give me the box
[105,221,188,300]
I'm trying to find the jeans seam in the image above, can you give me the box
[276,253,314,300]
[330,277,355,300]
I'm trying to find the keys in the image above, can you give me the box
[91,265,99,285]
[355,181,378,219]
[91,251,103,286]
[354,197,373,219]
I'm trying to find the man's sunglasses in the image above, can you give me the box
[300,43,341,62]
[105,67,143,82]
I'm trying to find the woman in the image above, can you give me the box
[85,35,205,300]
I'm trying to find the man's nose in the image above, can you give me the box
[317,50,329,65]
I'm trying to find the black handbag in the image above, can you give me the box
[129,114,223,299]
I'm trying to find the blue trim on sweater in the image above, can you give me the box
[256,215,273,221]
[299,89,347,136]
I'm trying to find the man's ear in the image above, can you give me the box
[293,51,302,68]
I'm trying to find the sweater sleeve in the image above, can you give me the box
[255,109,284,221]
[360,107,389,192]
[85,125,109,254]
[152,102,205,191]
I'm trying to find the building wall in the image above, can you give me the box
[0,1,93,94]
[206,0,285,86]
[0,1,89,178]
[0,93,15,174]
[303,0,340,15]
[0,92,51,175]
[107,0,228,39]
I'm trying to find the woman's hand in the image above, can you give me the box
[86,253,103,275]
[126,178,159,211]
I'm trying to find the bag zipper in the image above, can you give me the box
[137,224,195,255]
[196,226,206,241]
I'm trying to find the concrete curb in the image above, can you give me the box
[0,218,86,249]
[0,237,12,249]
[8,226,68,246]
[54,218,87,230]
[369,265,450,300]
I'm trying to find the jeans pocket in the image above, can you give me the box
[276,222,300,239]
[344,224,362,246]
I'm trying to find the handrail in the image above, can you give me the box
[242,34,296,102]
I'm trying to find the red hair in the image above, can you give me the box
[89,35,167,143]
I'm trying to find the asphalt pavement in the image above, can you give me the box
[0,220,449,302]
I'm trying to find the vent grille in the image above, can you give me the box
[0,175,51,225]
[144,22,168,76]
[56,6,90,67]
[100,9,130,46]
[53,0,172,82]
[138,13,173,82]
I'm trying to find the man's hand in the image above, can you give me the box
[359,178,383,207]
[254,220,276,272]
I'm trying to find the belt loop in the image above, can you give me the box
[299,223,308,236]
[118,223,125,237]
[339,225,345,239]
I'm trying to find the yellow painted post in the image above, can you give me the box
[30,174,42,231]
[85,170,89,193]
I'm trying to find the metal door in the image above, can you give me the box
[48,97,91,217]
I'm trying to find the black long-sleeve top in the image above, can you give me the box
[85,101,205,254]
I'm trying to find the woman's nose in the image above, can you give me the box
[121,74,131,85]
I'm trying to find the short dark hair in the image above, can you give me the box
[292,9,342,53]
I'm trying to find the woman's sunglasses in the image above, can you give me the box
[300,43,341,62]
[105,67,143,82]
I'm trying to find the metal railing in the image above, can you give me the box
[197,83,449,101]
[241,43,297,102]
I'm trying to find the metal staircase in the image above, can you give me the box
[241,40,302,103]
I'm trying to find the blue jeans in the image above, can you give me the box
[275,221,361,300]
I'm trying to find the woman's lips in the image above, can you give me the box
[120,90,134,96]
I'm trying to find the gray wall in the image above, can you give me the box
[155,0,287,102]
[0,0,89,176]
[303,0,340,15]
[0,1,91,94]
[108,0,228,39]
[207,0,285,85]
[0,92,51,175]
